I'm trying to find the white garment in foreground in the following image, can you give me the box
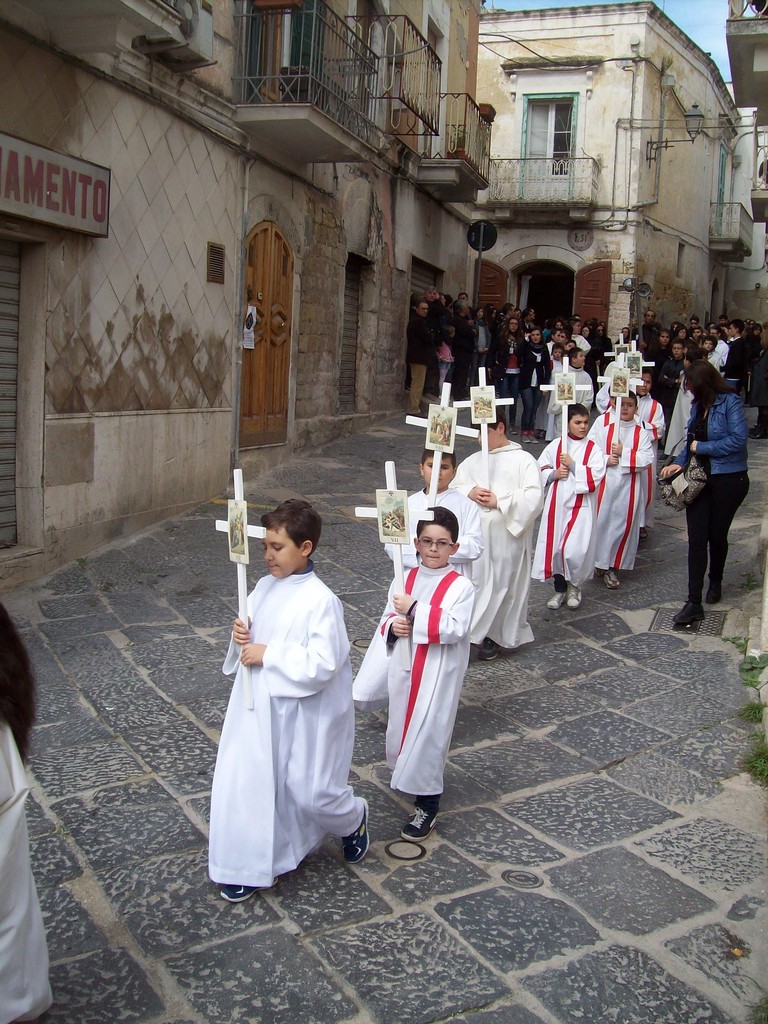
[664,386,694,457]
[380,565,474,795]
[0,722,52,1024]
[532,435,606,587]
[209,569,363,888]
[588,412,654,571]
[451,443,544,648]
[546,368,594,440]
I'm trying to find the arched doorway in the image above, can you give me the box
[477,259,507,309]
[239,222,293,448]
[515,261,574,323]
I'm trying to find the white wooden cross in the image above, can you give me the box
[604,337,655,374]
[214,468,266,710]
[538,355,594,453]
[452,368,513,490]
[355,461,434,662]
[405,381,479,504]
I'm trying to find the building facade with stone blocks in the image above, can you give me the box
[0,0,490,588]
[473,1,753,335]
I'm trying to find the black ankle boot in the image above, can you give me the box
[672,602,704,626]
[705,581,722,604]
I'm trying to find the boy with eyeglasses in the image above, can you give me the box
[375,506,474,841]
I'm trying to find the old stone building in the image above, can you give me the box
[472,1,760,333]
[0,0,491,587]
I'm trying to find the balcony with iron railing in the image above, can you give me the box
[477,157,600,222]
[234,0,378,164]
[726,0,768,115]
[752,130,768,222]
[348,14,441,139]
[709,202,754,261]
[416,93,493,202]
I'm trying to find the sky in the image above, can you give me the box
[488,0,731,81]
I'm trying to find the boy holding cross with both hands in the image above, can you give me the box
[208,499,369,904]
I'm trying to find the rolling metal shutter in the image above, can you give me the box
[0,240,19,548]
[339,256,361,414]
[409,258,439,300]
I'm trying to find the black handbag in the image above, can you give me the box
[658,454,708,510]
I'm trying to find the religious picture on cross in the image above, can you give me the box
[469,385,496,424]
[626,352,643,376]
[610,368,630,398]
[227,500,249,564]
[375,489,409,544]
[426,405,457,453]
[555,373,576,405]
[614,343,630,358]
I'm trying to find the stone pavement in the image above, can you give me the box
[4,415,768,1024]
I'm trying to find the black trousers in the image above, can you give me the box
[685,471,749,603]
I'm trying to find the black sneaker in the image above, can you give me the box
[220,884,258,903]
[342,799,369,863]
[477,637,499,661]
[401,806,437,842]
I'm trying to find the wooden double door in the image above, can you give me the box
[239,222,293,448]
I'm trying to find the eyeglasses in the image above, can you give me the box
[416,538,453,550]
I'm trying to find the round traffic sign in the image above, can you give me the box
[467,220,497,253]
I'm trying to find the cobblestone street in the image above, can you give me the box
[5,416,767,1024]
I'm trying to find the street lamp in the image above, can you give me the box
[646,104,705,164]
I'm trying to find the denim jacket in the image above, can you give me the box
[673,392,748,475]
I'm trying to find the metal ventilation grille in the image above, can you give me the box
[207,242,225,284]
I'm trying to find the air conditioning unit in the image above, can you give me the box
[133,0,214,71]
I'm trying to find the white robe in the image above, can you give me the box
[0,723,52,1024]
[588,412,655,571]
[532,435,607,587]
[664,385,693,457]
[354,487,483,711]
[380,565,474,795]
[637,394,665,529]
[209,569,363,888]
[546,368,594,440]
[451,443,544,648]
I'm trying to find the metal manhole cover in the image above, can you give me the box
[385,840,427,861]
[650,608,725,637]
[352,638,371,650]
[502,869,544,889]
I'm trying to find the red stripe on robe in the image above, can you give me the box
[543,441,563,578]
[399,568,461,752]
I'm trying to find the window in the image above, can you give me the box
[676,241,685,278]
[526,99,574,163]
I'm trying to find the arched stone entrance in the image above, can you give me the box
[515,260,574,323]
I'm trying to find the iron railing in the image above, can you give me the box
[422,93,491,181]
[349,14,440,136]
[756,130,768,190]
[235,0,377,145]
[486,157,599,205]
[709,202,754,250]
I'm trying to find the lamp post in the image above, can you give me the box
[646,104,706,164]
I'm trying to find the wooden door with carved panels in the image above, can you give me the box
[239,222,293,448]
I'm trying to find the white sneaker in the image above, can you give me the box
[547,591,566,609]
[566,584,582,609]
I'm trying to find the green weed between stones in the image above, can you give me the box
[739,702,764,724]
[723,639,768,785]
[743,734,768,787]
[751,993,768,1024]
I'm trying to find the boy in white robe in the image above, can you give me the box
[588,395,655,589]
[451,414,544,660]
[376,507,474,841]
[532,404,607,610]
[547,348,594,441]
[636,370,666,536]
[354,451,483,712]
[209,499,368,903]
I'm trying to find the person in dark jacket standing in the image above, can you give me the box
[722,319,748,394]
[450,301,477,401]
[406,296,434,414]
[517,326,551,443]
[660,361,749,625]
[749,326,768,439]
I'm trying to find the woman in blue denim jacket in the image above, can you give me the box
[659,360,749,625]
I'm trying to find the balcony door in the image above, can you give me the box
[239,222,293,449]
[524,97,575,200]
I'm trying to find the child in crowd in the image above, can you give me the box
[209,499,368,903]
[376,507,474,841]
[588,394,655,589]
[532,404,606,609]
[635,369,666,538]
